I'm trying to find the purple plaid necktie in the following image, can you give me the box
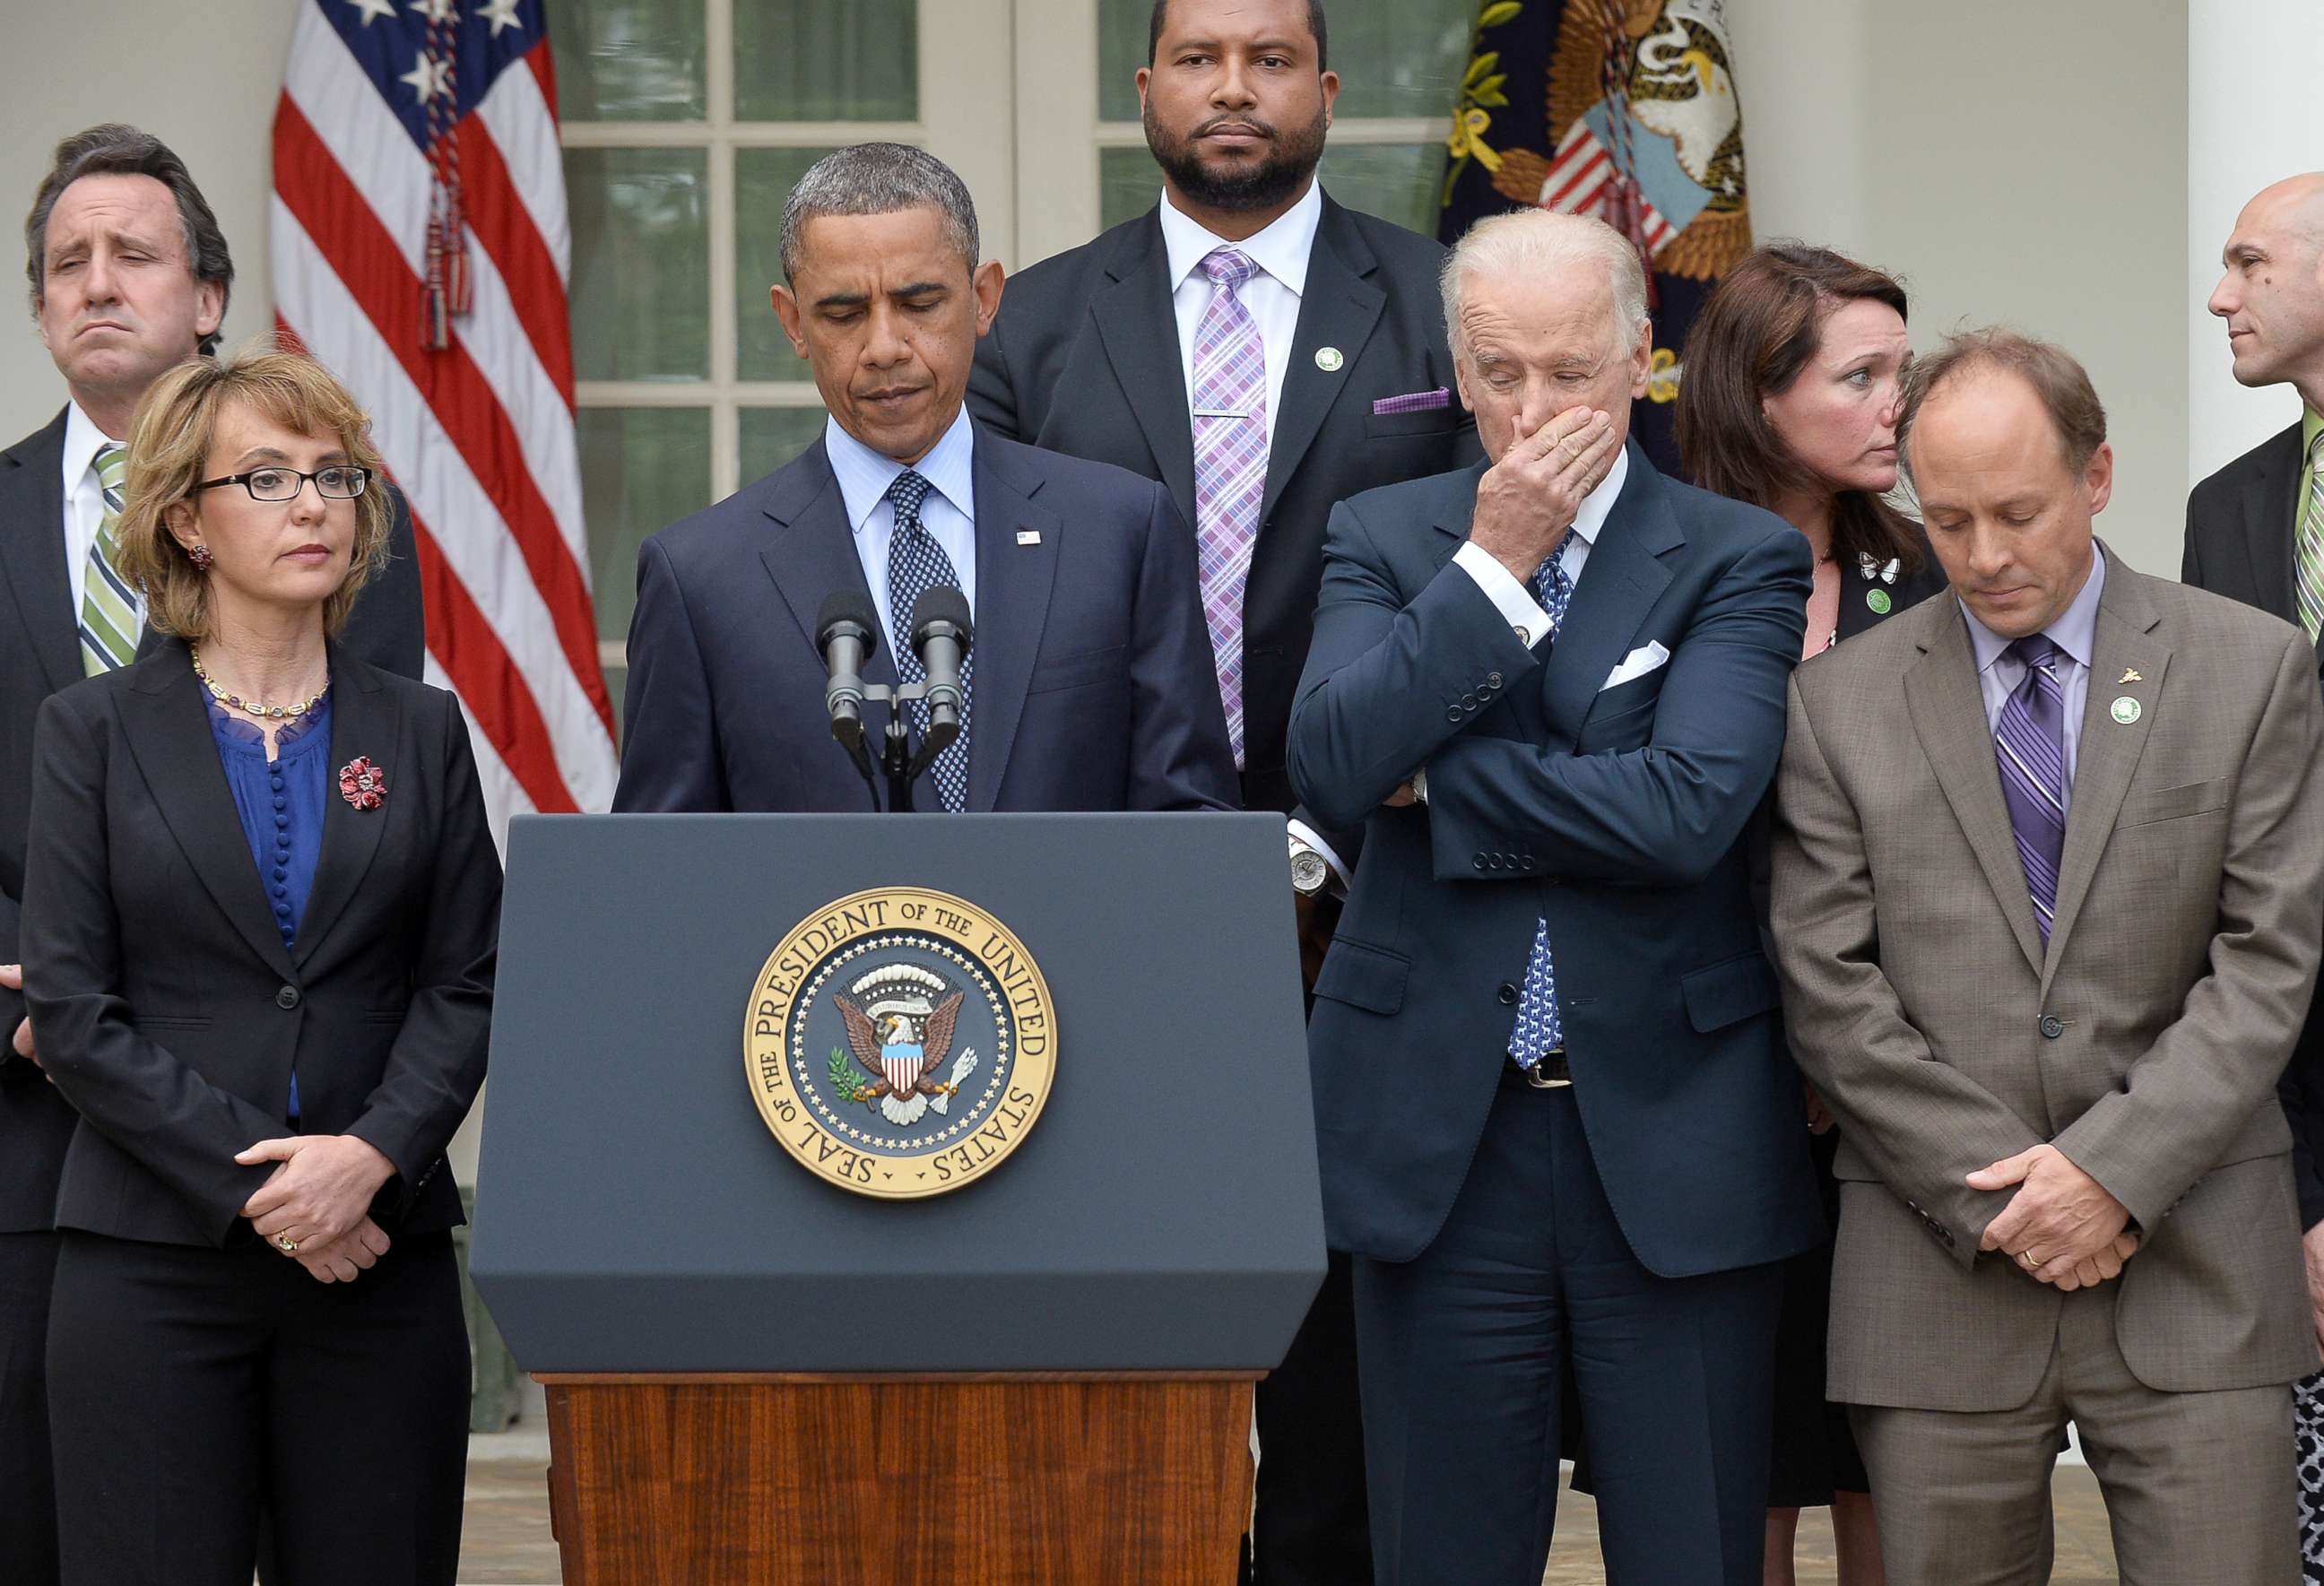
[1993,635,2068,942]
[1192,247,1267,767]
[1509,532,1578,1068]
[886,469,971,812]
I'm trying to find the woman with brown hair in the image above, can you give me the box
[1686,242,1942,1584]
[19,345,496,1586]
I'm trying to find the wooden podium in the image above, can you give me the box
[473,814,1323,1586]
[537,1372,1256,1584]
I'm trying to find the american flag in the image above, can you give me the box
[272,0,617,836]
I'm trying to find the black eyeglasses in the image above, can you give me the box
[194,465,371,503]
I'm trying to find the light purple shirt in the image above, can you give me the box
[1961,544,2107,814]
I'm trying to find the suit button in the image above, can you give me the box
[1487,672,1504,689]
[1474,855,1487,871]
[2039,1014,2064,1039]
[1447,706,1463,723]
[1461,693,1479,710]
[276,985,301,1010]
[1496,983,1519,1005]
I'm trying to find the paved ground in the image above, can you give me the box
[456,1455,2123,1583]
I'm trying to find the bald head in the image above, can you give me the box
[2211,171,2324,404]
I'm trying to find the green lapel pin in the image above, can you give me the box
[2110,696,2141,725]
[1866,588,1892,616]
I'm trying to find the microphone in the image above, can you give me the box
[816,589,880,757]
[907,586,972,771]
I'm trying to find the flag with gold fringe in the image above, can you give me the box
[1438,0,1752,476]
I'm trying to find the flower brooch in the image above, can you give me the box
[339,757,386,811]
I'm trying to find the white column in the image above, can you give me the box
[2187,0,2324,487]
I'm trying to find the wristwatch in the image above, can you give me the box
[1289,833,1331,897]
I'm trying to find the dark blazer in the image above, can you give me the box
[0,408,427,1232]
[2185,415,2324,1230]
[20,639,494,1248]
[967,192,1477,828]
[613,425,1240,814]
[1286,446,1826,1276]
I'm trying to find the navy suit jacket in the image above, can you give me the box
[1286,446,1825,1276]
[614,423,1239,814]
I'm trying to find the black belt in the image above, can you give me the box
[1504,1050,1572,1088]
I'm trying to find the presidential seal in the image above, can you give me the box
[745,888,1056,1199]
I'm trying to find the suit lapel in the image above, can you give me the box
[1902,603,2046,976]
[295,646,398,967]
[965,437,1060,811]
[0,411,84,693]
[1261,199,1384,523]
[1092,215,1197,531]
[1539,449,1675,738]
[2242,421,2302,627]
[2040,560,2166,990]
[758,441,900,692]
[117,646,299,979]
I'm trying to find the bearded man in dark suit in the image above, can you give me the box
[967,5,1472,1575]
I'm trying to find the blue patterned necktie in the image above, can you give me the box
[1993,635,2068,943]
[885,469,972,812]
[1509,530,1579,1069]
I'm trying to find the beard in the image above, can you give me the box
[1143,101,1328,214]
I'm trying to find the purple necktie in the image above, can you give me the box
[1192,247,1266,767]
[1993,635,2068,942]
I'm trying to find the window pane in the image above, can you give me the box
[566,149,711,382]
[547,0,707,122]
[1315,144,1446,237]
[734,147,843,383]
[579,408,711,667]
[1099,147,1160,231]
[735,0,917,122]
[740,407,831,483]
[1099,0,1472,122]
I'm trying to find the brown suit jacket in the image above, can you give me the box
[1770,549,2324,1410]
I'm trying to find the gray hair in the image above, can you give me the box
[1441,209,1649,362]
[25,124,233,357]
[777,143,980,285]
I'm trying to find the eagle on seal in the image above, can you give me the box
[837,992,977,1126]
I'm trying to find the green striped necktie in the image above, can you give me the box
[80,443,139,675]
[2301,429,2324,644]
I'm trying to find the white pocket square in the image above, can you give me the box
[1600,641,1670,691]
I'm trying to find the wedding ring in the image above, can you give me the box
[2017,1249,2040,1270]
[276,1232,300,1254]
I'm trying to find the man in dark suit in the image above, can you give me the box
[2186,168,2324,1564]
[1286,208,1823,1585]
[0,125,425,1582]
[614,143,1235,818]
[967,4,1470,1573]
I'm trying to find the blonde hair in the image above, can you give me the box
[1441,209,1651,361]
[115,342,392,643]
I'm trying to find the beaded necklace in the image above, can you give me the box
[189,646,331,720]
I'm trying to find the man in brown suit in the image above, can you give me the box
[1771,327,2324,1584]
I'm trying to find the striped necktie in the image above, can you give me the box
[1993,635,2068,943]
[1507,530,1579,1069]
[2297,428,2324,642]
[1191,247,1266,767]
[80,443,139,675]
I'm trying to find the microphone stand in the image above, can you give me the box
[850,680,942,813]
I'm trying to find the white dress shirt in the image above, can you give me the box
[822,406,979,654]
[1964,544,2107,811]
[1452,445,1631,645]
[59,400,144,629]
[1157,178,1324,446]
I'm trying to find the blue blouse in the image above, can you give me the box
[205,691,334,1120]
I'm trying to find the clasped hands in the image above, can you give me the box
[1971,1142,2139,1292]
[238,1134,398,1285]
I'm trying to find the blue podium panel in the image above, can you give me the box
[471,812,1325,1373]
